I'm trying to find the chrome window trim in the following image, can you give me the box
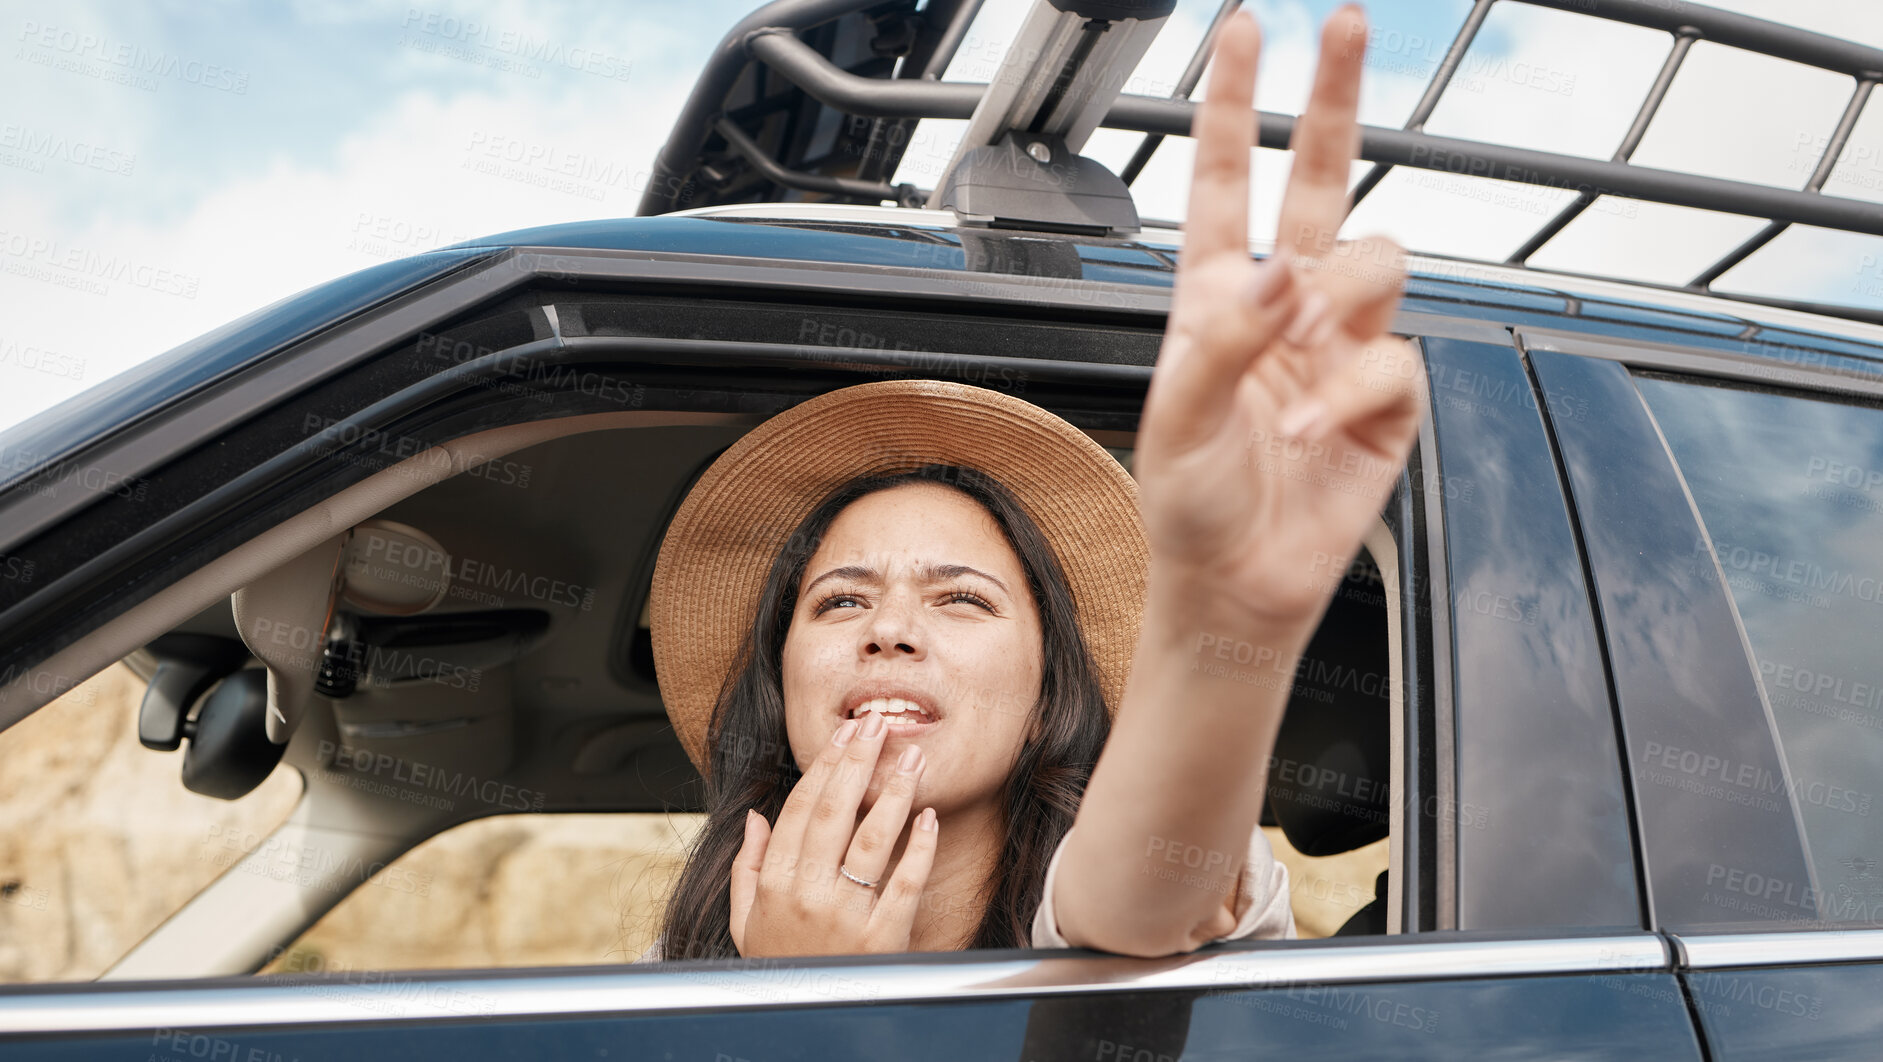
[1518,327,1883,400]
[0,934,1667,1036]
[1417,348,1458,932]
[1677,929,1883,969]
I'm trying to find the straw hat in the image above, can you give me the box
[649,379,1149,777]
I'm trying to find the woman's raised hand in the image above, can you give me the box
[729,711,939,957]
[1135,5,1427,629]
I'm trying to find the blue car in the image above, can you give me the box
[3,0,1882,1058]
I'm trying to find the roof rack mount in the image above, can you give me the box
[928,0,1177,235]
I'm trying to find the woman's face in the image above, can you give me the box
[781,481,1044,816]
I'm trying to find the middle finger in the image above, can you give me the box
[1277,5,1367,260]
[799,708,893,878]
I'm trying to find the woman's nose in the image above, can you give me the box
[861,596,924,658]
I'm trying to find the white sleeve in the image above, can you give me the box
[1030,821,1296,949]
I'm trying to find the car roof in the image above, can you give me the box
[3,204,1881,506]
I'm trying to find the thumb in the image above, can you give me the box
[728,809,769,956]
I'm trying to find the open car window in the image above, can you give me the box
[0,666,302,984]
[263,812,701,975]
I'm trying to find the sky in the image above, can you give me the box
[2,0,1882,435]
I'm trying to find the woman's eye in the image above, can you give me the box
[812,593,863,614]
[944,590,995,611]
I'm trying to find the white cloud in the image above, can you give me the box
[0,0,721,433]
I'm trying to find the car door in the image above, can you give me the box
[1528,324,1883,1061]
[2,287,1708,1058]
[4,931,1693,1060]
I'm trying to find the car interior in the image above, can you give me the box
[11,409,1400,981]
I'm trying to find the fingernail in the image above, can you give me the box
[898,745,923,772]
[1246,258,1291,307]
[859,710,885,740]
[919,807,937,832]
[1279,399,1327,440]
[1285,292,1330,347]
[833,718,859,746]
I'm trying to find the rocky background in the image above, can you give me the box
[1,666,1380,984]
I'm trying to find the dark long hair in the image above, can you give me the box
[654,463,1112,960]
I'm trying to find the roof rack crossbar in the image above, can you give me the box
[1119,0,1243,187]
[747,28,983,119]
[1506,29,1697,265]
[645,0,1883,321]
[1347,0,1497,211]
[1520,0,1883,80]
[713,117,918,204]
[1688,78,1878,290]
[741,30,1883,238]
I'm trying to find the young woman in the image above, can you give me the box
[642,4,1424,961]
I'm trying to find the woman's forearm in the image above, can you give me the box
[1052,562,1322,956]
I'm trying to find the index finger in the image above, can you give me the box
[762,720,852,876]
[1277,5,1367,259]
[1184,11,1261,262]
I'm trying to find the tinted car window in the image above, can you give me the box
[1637,376,1883,926]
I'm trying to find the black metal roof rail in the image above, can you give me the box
[639,0,984,215]
[641,0,1883,321]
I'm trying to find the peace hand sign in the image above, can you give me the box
[1135,5,1427,628]
[729,710,940,957]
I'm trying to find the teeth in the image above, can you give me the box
[848,697,934,723]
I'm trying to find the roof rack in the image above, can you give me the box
[639,0,1883,323]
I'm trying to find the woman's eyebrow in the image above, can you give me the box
[801,562,1010,597]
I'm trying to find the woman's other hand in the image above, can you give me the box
[729,710,939,957]
[1134,4,1428,629]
